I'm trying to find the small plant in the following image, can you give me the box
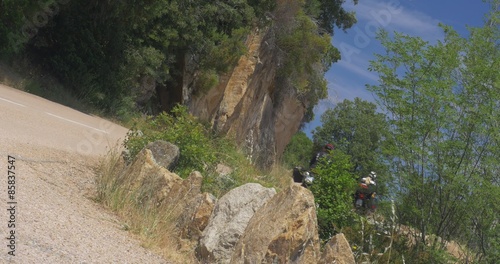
[124,105,216,178]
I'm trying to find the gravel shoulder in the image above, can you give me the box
[0,140,169,264]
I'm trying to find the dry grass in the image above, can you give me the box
[94,140,297,263]
[260,165,294,191]
[94,147,198,263]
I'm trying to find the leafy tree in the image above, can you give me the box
[272,0,359,122]
[367,3,500,259]
[276,10,337,107]
[28,0,132,110]
[309,150,357,240]
[4,0,361,122]
[24,0,257,114]
[306,0,358,34]
[116,0,256,111]
[281,131,314,169]
[312,98,389,179]
[266,0,357,122]
[0,0,43,56]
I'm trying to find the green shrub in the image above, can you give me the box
[281,131,314,169]
[124,104,216,178]
[309,150,357,240]
[193,70,219,96]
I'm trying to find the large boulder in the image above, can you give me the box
[122,144,182,206]
[319,233,355,264]
[123,143,215,252]
[197,183,276,263]
[121,140,202,211]
[145,140,179,170]
[177,192,217,241]
[230,185,320,264]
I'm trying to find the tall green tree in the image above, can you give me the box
[282,131,314,169]
[367,2,500,260]
[0,0,64,56]
[4,0,361,122]
[28,0,257,113]
[312,98,389,179]
[305,0,358,34]
[275,0,359,122]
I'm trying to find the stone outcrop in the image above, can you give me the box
[197,183,277,264]
[123,141,357,263]
[230,185,320,264]
[122,141,215,242]
[122,143,183,206]
[319,233,356,264]
[188,27,306,169]
[177,192,216,241]
[145,140,179,171]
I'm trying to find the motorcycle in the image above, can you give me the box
[354,182,377,213]
[292,166,314,188]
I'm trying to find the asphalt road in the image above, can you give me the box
[0,84,169,263]
[0,84,129,156]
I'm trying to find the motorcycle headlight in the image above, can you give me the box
[305,176,314,184]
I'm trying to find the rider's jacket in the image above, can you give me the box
[309,150,328,169]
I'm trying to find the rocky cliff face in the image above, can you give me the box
[188,28,305,169]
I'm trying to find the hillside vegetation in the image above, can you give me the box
[2,0,499,263]
[0,0,356,121]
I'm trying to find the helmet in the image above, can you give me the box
[325,143,334,151]
[369,171,377,179]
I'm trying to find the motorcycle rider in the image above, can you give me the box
[309,143,335,169]
[293,143,334,187]
[355,171,377,211]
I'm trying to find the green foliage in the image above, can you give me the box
[28,0,129,111]
[282,131,314,169]
[367,8,500,260]
[122,104,289,195]
[20,0,258,114]
[278,11,332,89]
[276,10,337,115]
[312,98,389,180]
[247,0,275,21]
[122,104,292,197]
[308,0,358,34]
[309,150,357,239]
[2,0,360,121]
[343,217,396,263]
[343,203,460,264]
[199,27,249,73]
[200,136,258,197]
[193,70,219,96]
[124,105,216,178]
[0,0,40,56]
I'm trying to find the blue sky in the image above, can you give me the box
[303,0,492,137]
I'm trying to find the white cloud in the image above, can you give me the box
[304,0,443,134]
[346,0,444,42]
[336,59,378,82]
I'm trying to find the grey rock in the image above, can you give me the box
[146,140,179,170]
[197,183,276,264]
